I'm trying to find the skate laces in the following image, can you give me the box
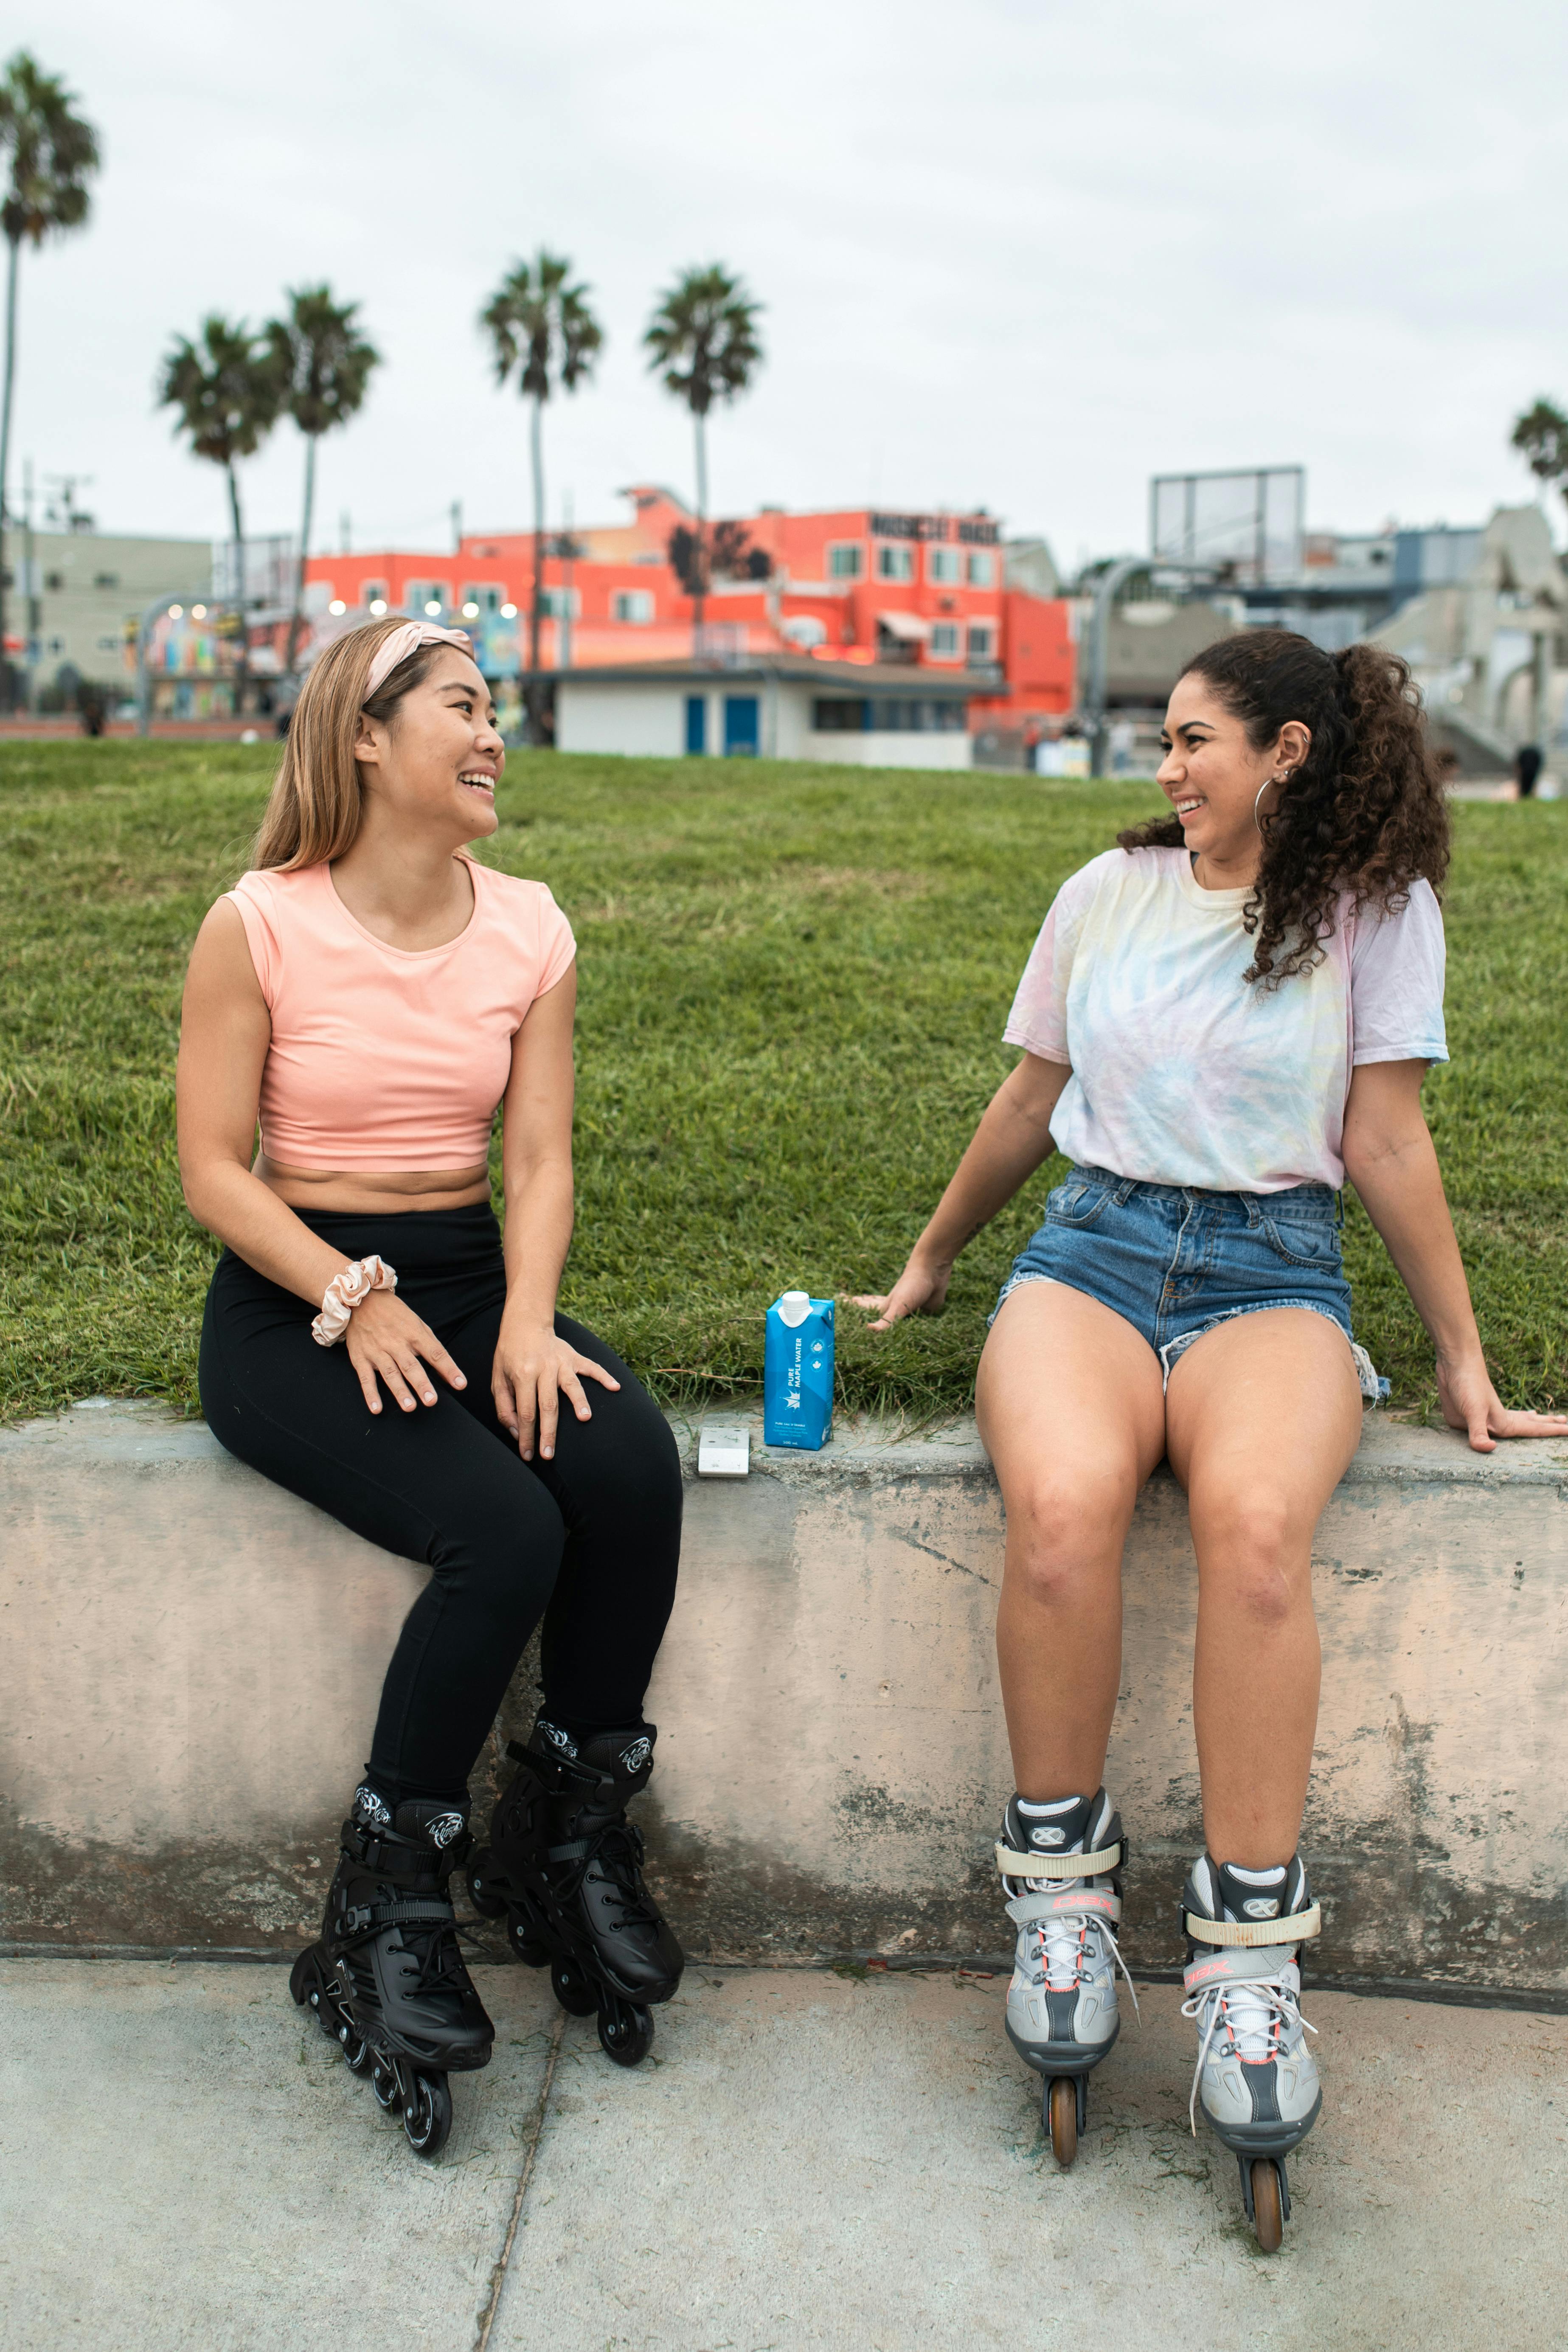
[553,1816,661,1936]
[1009,1878,1140,2017]
[1180,1970,1316,2134]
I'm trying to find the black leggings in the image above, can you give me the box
[199,1205,682,1808]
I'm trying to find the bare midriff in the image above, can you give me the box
[256,1154,492,1213]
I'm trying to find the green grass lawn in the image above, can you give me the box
[3,742,1565,1425]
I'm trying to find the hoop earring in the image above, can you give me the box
[1255,769,1290,830]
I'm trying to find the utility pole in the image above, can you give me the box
[451,499,462,555]
[22,456,37,711]
[339,509,351,555]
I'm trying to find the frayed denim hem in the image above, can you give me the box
[987,1279,1389,1403]
[1159,1303,1388,1401]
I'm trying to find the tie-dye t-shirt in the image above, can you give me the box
[1003,846,1447,1194]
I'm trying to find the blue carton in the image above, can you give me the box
[764,1291,835,1450]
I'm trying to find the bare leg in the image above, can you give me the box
[976,1282,1166,1799]
[1165,1309,1363,1867]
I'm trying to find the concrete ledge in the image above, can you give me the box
[3,1401,1566,1992]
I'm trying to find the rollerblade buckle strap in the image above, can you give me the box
[1006,1886,1122,1927]
[334,1896,455,1943]
[995,1838,1125,1882]
[1184,1902,1320,1949]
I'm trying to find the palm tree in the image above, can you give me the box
[157,315,285,713]
[0,52,99,707]
[480,252,602,742]
[643,266,764,638]
[1511,399,1568,520]
[268,285,380,681]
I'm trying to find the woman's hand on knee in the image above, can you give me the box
[493,1318,620,1462]
[849,1253,952,1332]
[343,1294,468,1416]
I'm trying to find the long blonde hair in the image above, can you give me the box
[252,618,455,871]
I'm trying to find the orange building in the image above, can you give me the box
[302,487,1074,724]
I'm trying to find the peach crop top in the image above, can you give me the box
[227,854,576,1168]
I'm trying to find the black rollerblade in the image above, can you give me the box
[467,1719,683,2067]
[1180,1852,1322,2252]
[290,1788,494,2160]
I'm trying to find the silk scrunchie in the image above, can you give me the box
[312,1255,398,1347]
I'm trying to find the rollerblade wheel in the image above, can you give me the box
[400,2069,452,2160]
[1046,2076,1078,2169]
[288,1948,320,2010]
[465,1847,506,1920]
[551,1955,598,2018]
[338,2020,372,2074]
[371,2057,402,2115]
[1249,2159,1285,2254]
[598,2002,655,2068]
[507,1912,551,1967]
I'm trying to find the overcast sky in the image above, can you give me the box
[10,0,1568,567]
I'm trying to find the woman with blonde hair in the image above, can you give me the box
[178,618,684,2159]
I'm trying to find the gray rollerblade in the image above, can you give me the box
[1180,1852,1322,2251]
[995,1789,1136,2166]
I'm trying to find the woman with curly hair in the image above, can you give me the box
[854,629,1567,2242]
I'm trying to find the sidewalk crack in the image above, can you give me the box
[473,2007,567,2352]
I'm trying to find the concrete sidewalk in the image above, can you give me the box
[4,1959,1564,2352]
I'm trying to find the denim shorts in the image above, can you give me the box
[992,1164,1386,1398]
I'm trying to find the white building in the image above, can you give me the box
[554,654,992,767]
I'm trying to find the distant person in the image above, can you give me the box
[177,618,685,2161]
[1515,742,1542,798]
[78,691,106,739]
[854,628,1567,2246]
[1109,717,1136,774]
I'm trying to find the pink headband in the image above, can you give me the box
[363,621,473,701]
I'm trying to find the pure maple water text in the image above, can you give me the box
[763,1292,834,1450]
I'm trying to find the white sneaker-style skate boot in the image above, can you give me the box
[995,1788,1136,2167]
[1180,1852,1322,2251]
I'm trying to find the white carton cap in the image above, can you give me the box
[778,1291,812,1327]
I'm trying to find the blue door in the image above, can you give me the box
[685,694,707,755]
[723,694,759,756]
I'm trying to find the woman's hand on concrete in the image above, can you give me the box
[849,1256,953,1332]
[1436,1349,1568,1453]
[344,1291,468,1416]
[492,1317,620,1462]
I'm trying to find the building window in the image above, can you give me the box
[815,696,962,733]
[928,547,961,584]
[965,551,995,587]
[866,698,967,733]
[460,582,506,615]
[405,581,451,615]
[360,580,389,609]
[96,634,119,651]
[612,590,654,624]
[827,542,864,579]
[876,545,914,582]
[93,571,120,590]
[928,623,961,658]
[967,624,995,660]
[45,570,65,592]
[539,587,581,619]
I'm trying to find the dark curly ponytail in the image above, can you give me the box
[1116,628,1450,987]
